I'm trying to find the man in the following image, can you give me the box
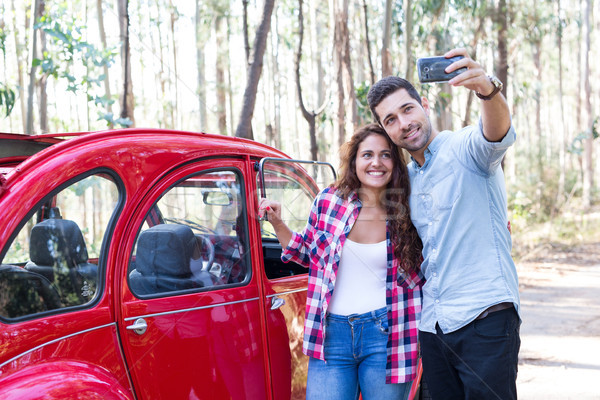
[367,48,521,400]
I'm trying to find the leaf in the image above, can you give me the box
[114,118,134,127]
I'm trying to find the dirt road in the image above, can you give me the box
[516,242,600,399]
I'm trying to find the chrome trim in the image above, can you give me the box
[0,323,116,369]
[124,297,260,321]
[266,287,307,298]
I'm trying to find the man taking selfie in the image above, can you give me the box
[367,48,521,400]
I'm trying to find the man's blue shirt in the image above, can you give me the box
[408,122,520,334]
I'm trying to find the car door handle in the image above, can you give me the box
[126,318,148,335]
[271,296,285,310]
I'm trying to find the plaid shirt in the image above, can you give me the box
[282,187,424,383]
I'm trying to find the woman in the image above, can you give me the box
[259,123,424,399]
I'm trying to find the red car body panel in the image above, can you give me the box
[0,129,313,399]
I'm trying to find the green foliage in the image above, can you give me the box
[32,4,119,127]
[0,84,16,118]
[355,81,374,124]
[98,112,133,128]
[568,117,600,155]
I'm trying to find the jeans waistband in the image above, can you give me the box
[327,306,387,323]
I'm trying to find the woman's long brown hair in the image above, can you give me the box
[333,123,423,273]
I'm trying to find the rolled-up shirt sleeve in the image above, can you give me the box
[466,120,516,174]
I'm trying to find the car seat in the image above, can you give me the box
[129,224,199,295]
[25,218,98,304]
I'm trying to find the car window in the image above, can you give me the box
[0,173,120,319]
[128,169,249,297]
[257,160,335,279]
[258,161,322,236]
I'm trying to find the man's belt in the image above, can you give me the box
[476,302,513,320]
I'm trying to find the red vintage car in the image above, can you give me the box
[0,129,337,399]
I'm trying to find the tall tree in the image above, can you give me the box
[296,0,328,161]
[118,0,135,126]
[97,0,113,129]
[361,0,375,85]
[404,0,414,81]
[242,0,250,66]
[582,0,593,207]
[26,0,43,134]
[381,0,393,77]
[496,0,508,99]
[11,0,27,132]
[462,17,485,127]
[215,13,227,134]
[236,0,275,139]
[169,1,179,129]
[195,0,207,131]
[332,0,346,147]
[531,0,544,180]
[556,0,567,206]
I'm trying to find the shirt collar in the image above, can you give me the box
[410,130,449,169]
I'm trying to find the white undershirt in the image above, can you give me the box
[327,238,388,316]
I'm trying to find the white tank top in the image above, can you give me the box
[327,238,388,315]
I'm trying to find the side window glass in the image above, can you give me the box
[257,160,335,279]
[128,170,249,297]
[0,173,120,319]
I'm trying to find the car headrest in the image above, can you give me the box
[135,224,195,278]
[29,219,89,267]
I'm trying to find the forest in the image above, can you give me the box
[0,0,599,246]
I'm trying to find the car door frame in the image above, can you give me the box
[116,156,272,400]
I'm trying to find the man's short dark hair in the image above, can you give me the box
[367,76,422,123]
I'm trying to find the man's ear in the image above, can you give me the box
[421,96,430,115]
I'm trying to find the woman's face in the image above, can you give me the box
[354,134,394,192]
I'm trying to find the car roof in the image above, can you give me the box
[0,129,289,167]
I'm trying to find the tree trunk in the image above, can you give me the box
[381,0,393,77]
[118,0,135,125]
[215,15,227,134]
[226,15,235,136]
[311,0,326,159]
[235,0,275,139]
[11,0,27,133]
[26,0,43,135]
[170,1,179,129]
[361,0,375,85]
[462,17,484,127]
[97,0,113,129]
[268,9,280,147]
[533,33,543,182]
[577,0,583,136]
[332,0,346,147]
[404,0,414,80]
[196,0,207,131]
[496,0,508,99]
[582,0,593,207]
[341,2,358,130]
[296,0,327,161]
[556,0,567,207]
[242,0,251,66]
[38,0,48,133]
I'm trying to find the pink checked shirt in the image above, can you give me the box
[281,187,424,383]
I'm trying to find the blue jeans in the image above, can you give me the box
[306,307,411,400]
[419,307,521,400]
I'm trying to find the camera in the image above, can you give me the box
[417,55,467,83]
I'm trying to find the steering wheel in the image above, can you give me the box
[197,235,215,271]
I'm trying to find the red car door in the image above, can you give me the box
[118,159,270,399]
[255,159,336,399]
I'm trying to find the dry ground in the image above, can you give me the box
[516,241,600,399]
